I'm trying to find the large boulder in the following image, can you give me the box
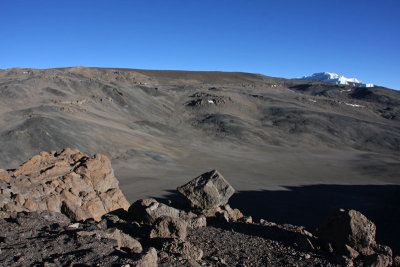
[0,148,130,221]
[316,209,376,256]
[177,170,235,210]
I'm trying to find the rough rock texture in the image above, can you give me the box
[0,211,156,267]
[393,256,400,267]
[128,198,206,228]
[222,204,244,222]
[150,216,188,240]
[177,170,235,210]
[131,247,158,267]
[317,209,376,256]
[76,228,143,253]
[162,239,203,261]
[0,148,129,221]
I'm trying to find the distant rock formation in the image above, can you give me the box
[0,148,129,221]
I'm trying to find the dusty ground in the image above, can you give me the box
[0,67,399,254]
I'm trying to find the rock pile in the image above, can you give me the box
[0,148,129,221]
[0,150,398,266]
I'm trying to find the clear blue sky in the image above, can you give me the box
[1,0,399,89]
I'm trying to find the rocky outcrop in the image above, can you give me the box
[317,209,393,267]
[0,148,129,221]
[177,169,235,210]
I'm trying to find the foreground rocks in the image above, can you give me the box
[0,151,398,266]
[317,209,394,267]
[0,211,157,267]
[0,148,129,221]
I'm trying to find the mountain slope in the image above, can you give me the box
[0,67,399,199]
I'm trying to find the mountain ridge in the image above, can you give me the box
[0,67,399,205]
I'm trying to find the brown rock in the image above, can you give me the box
[150,216,188,240]
[100,188,130,211]
[4,203,23,212]
[317,209,376,256]
[223,204,244,222]
[188,215,207,229]
[46,195,61,212]
[0,169,10,183]
[344,244,360,259]
[13,194,25,206]
[75,154,118,192]
[119,231,143,253]
[131,247,158,267]
[363,253,392,267]
[61,201,86,222]
[0,149,130,222]
[23,198,38,211]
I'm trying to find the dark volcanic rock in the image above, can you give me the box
[177,170,235,210]
[317,209,376,256]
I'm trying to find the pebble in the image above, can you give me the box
[68,223,80,229]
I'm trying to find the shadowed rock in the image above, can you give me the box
[317,209,376,256]
[128,198,206,228]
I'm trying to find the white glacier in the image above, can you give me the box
[298,72,374,87]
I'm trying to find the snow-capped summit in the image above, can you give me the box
[299,72,373,87]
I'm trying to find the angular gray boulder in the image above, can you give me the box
[177,170,235,210]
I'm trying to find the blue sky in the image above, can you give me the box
[1,0,399,89]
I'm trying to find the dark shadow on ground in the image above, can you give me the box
[157,184,400,255]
